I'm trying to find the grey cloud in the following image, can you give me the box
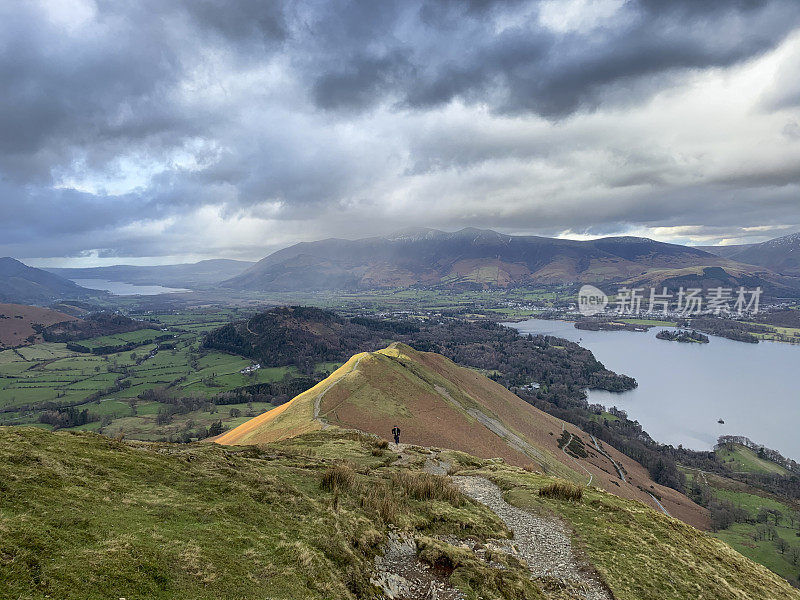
[1,0,800,262]
[784,121,800,140]
[302,0,800,117]
[175,0,287,44]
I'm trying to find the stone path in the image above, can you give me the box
[590,435,626,483]
[380,447,613,599]
[371,531,464,600]
[453,476,612,600]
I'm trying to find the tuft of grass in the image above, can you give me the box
[320,462,356,493]
[374,438,389,450]
[392,471,465,507]
[538,480,583,502]
[359,483,400,523]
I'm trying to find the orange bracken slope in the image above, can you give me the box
[216,342,709,529]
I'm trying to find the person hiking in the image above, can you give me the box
[391,425,401,445]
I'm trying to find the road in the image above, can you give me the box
[590,435,626,483]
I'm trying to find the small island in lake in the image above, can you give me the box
[656,329,710,343]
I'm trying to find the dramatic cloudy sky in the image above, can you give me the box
[2,0,800,266]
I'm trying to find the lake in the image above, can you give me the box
[71,279,192,296]
[507,318,800,461]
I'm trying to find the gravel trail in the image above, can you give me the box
[453,476,612,600]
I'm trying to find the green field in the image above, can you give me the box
[743,321,800,344]
[229,287,566,317]
[684,469,800,584]
[716,444,791,476]
[145,309,246,333]
[0,310,328,441]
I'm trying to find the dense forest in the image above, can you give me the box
[655,329,709,343]
[687,317,768,343]
[202,307,637,404]
[202,307,384,371]
[755,309,800,328]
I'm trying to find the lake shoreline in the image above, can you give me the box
[505,318,800,461]
[70,278,193,296]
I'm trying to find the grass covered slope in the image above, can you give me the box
[468,463,800,600]
[214,352,370,445]
[0,258,93,304]
[715,443,791,476]
[0,427,513,600]
[218,343,709,529]
[216,343,577,473]
[1,427,795,600]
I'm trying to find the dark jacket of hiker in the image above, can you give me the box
[391,426,401,444]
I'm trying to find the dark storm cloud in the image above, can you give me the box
[1,0,800,262]
[304,0,800,116]
[0,0,286,182]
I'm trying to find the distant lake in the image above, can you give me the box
[507,318,800,461]
[71,279,191,296]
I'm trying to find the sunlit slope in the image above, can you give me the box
[214,352,370,445]
[218,343,709,528]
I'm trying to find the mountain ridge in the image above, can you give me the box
[0,257,95,304]
[46,258,254,289]
[217,342,709,529]
[222,228,792,292]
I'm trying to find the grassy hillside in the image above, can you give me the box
[716,444,791,476]
[471,462,799,600]
[0,258,94,304]
[218,343,709,529]
[684,468,800,585]
[1,427,796,600]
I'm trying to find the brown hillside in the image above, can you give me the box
[0,303,77,348]
[217,343,709,529]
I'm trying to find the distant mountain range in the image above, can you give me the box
[222,227,799,294]
[46,259,253,289]
[699,232,800,276]
[5,230,799,304]
[0,257,96,304]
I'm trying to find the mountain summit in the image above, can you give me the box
[725,232,800,276]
